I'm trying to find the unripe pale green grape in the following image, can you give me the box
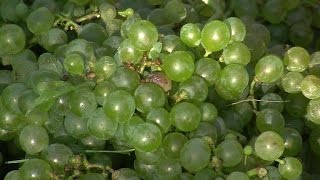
[41,143,73,172]
[224,17,246,42]
[281,72,303,93]
[280,128,303,157]
[306,98,320,125]
[226,172,249,180]
[161,132,188,160]
[63,53,85,75]
[255,55,284,83]
[94,56,117,80]
[284,46,310,72]
[256,108,285,133]
[78,23,108,45]
[278,157,302,180]
[3,170,21,180]
[215,139,244,167]
[20,159,52,180]
[170,102,201,132]
[194,58,221,86]
[259,93,284,112]
[146,108,171,134]
[69,88,97,118]
[180,23,201,47]
[222,41,251,66]
[0,24,26,55]
[301,75,320,99]
[27,7,55,35]
[178,75,208,102]
[19,125,49,155]
[255,131,284,161]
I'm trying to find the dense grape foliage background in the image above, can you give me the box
[0,0,320,179]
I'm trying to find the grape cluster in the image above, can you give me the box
[0,0,319,179]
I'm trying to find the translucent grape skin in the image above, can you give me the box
[161,132,188,160]
[256,108,285,133]
[222,41,251,66]
[26,7,55,35]
[284,46,310,72]
[306,98,320,125]
[224,17,246,42]
[180,23,201,47]
[255,55,284,83]
[215,139,244,167]
[63,53,85,75]
[301,75,320,99]
[3,170,21,180]
[19,125,49,155]
[194,58,221,86]
[0,24,26,55]
[280,128,303,156]
[278,157,302,180]
[201,20,231,53]
[170,102,201,132]
[146,108,171,134]
[20,159,53,180]
[226,171,249,180]
[281,71,304,93]
[254,131,284,161]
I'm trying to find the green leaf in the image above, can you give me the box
[148,42,162,59]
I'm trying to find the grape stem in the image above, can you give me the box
[226,129,247,142]
[84,149,135,154]
[5,159,29,164]
[246,167,267,178]
[75,11,101,23]
[227,99,289,106]
[275,158,285,165]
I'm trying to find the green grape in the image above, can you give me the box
[194,58,221,86]
[226,172,249,180]
[201,20,231,53]
[64,113,88,139]
[179,173,194,180]
[222,42,251,66]
[248,23,270,45]
[170,102,201,132]
[80,135,106,150]
[244,33,266,62]
[289,22,313,47]
[134,160,157,180]
[306,98,320,125]
[284,47,310,72]
[94,56,117,80]
[278,157,302,180]
[27,70,60,94]
[232,102,253,126]
[118,38,144,64]
[69,88,97,118]
[25,109,48,126]
[232,0,258,18]
[259,93,284,112]
[309,128,320,155]
[163,0,187,23]
[99,3,117,23]
[281,72,303,93]
[127,20,158,51]
[63,53,85,75]
[286,6,312,26]
[301,75,320,99]
[112,168,140,180]
[44,111,64,134]
[255,55,284,83]
[146,108,171,134]
[51,94,70,116]
[79,173,105,180]
[0,70,13,92]
[130,122,162,152]
[262,0,287,24]
[38,28,68,53]
[224,17,246,42]
[0,127,15,141]
[194,168,216,180]
[162,51,194,82]
[221,110,243,133]
[4,170,21,180]
[280,128,302,157]
[161,35,187,53]
[1,0,20,22]
[19,125,49,155]
[69,0,91,6]
[38,53,63,76]
[78,23,108,45]
[135,148,161,165]
[200,102,218,123]
[180,138,211,173]
[190,122,218,142]
[93,80,116,106]
[27,7,55,34]
[308,51,320,76]
[215,64,249,100]
[110,67,141,93]
[156,158,182,178]
[180,23,201,47]
[147,8,168,26]
[103,90,135,123]
[0,107,24,131]
[41,143,73,172]
[178,75,208,103]
[65,39,95,63]
[161,132,188,160]
[285,93,309,118]
[254,131,284,161]
[262,166,282,180]
[15,2,28,19]
[87,108,118,140]
[215,139,244,167]
[88,153,112,168]
[256,108,285,133]
[0,24,26,55]
[20,159,52,180]
[267,23,288,44]
[134,83,166,114]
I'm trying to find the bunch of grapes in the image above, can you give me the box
[0,0,320,179]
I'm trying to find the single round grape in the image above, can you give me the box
[2,83,27,114]
[112,168,140,180]
[64,113,88,139]
[280,128,302,157]
[93,80,116,106]
[19,125,49,155]
[170,102,201,132]
[63,53,85,75]
[180,138,211,173]
[0,24,26,55]
[201,20,231,52]
[163,0,187,23]
[255,55,284,83]
[99,3,117,23]
[135,148,162,165]
[69,88,97,118]
[224,17,246,42]
[103,90,135,123]
[308,51,320,76]
[25,109,49,126]
[284,46,310,72]
[20,159,52,180]
[78,23,108,45]
[161,34,187,53]
[178,75,208,103]
[41,143,73,172]
[285,93,309,118]
[289,22,314,47]
[259,93,284,112]
[244,33,266,62]
[134,83,166,114]
[256,108,285,133]
[278,157,302,180]
[146,108,171,134]
[0,110,24,131]
[306,98,320,125]
[110,67,140,93]
[189,122,218,143]
[180,23,201,47]
[222,42,251,66]
[161,132,188,159]
[194,58,221,86]
[87,108,118,140]
[38,28,68,53]
[80,135,106,150]
[162,51,194,82]
[179,173,194,180]
[148,8,167,26]
[301,75,320,99]
[93,56,117,80]
[226,172,249,180]
[194,168,216,180]
[27,7,55,34]
[134,160,157,180]
[200,103,218,123]
[232,0,258,18]
[156,158,182,177]
[254,131,284,161]
[118,38,144,65]
[281,72,304,93]
[215,139,244,167]
[4,170,21,180]
[123,116,144,140]
[38,53,63,75]
[127,20,158,51]
[215,64,249,100]
[262,0,287,24]
[130,122,162,152]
